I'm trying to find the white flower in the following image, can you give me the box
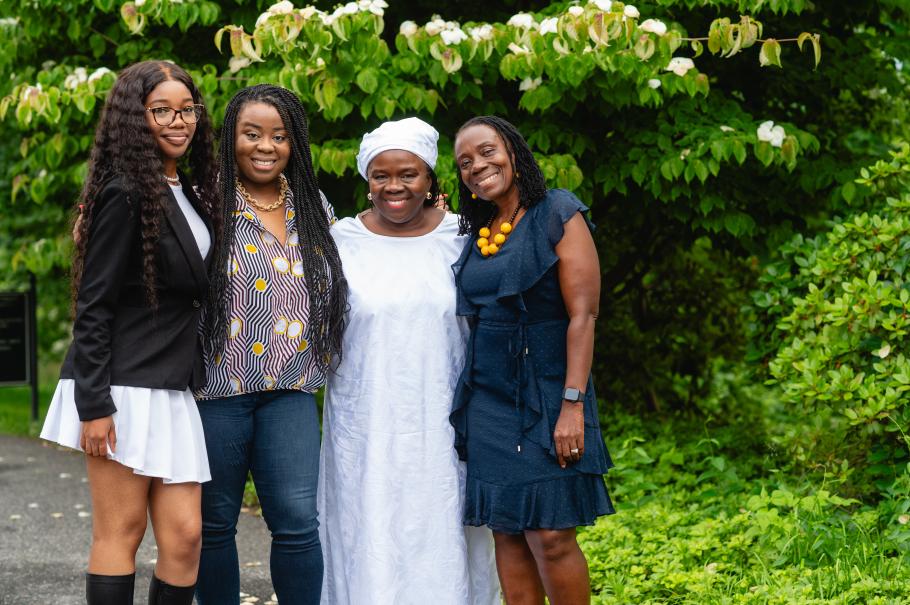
[399,20,418,37]
[539,17,559,35]
[899,514,909,525]
[228,56,251,73]
[425,17,446,36]
[639,18,667,36]
[269,0,294,14]
[170,0,183,3]
[367,0,387,16]
[624,5,640,19]
[567,6,585,17]
[64,67,88,89]
[256,12,271,27]
[719,125,735,132]
[299,6,317,19]
[519,77,542,91]
[507,13,536,29]
[468,24,494,41]
[756,120,786,147]
[665,56,695,76]
[440,27,468,45]
[0,17,19,26]
[342,2,359,15]
[589,0,612,10]
[875,343,891,359]
[647,78,661,89]
[135,0,146,6]
[87,67,111,82]
[508,42,531,55]
[320,12,336,25]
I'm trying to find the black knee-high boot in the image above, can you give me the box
[148,575,196,605]
[85,573,135,604]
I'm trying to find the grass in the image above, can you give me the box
[0,361,59,436]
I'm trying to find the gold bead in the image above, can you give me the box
[481,246,491,256]
[500,222,512,234]
[487,243,500,254]
[476,237,489,248]
[479,227,491,238]
[471,193,478,199]
[493,233,506,245]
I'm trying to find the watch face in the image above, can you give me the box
[563,387,581,402]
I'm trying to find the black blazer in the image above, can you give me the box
[61,175,214,421]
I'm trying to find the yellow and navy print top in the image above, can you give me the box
[197,186,337,399]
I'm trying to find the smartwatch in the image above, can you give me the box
[562,387,584,403]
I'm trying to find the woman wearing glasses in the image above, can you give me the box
[41,60,218,604]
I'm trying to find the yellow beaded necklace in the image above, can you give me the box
[476,205,521,257]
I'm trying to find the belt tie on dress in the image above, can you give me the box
[507,323,529,453]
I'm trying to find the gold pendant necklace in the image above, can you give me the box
[236,174,289,212]
[476,205,521,257]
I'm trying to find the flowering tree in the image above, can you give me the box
[0,0,906,411]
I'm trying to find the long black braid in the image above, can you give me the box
[205,85,347,371]
[454,115,548,236]
[72,60,218,311]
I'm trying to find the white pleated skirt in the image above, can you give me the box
[40,379,211,484]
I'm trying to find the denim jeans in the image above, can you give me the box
[195,390,322,605]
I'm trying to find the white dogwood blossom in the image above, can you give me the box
[539,17,559,35]
[399,20,418,37]
[440,27,468,45]
[639,18,667,36]
[647,78,661,89]
[508,42,531,55]
[665,57,695,76]
[507,13,536,29]
[589,0,612,11]
[757,120,786,147]
[624,5,640,19]
[567,6,585,17]
[468,24,494,41]
[519,77,543,91]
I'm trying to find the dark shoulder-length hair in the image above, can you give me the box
[204,84,347,372]
[72,60,218,310]
[454,115,547,236]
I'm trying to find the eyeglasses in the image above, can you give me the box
[145,104,205,126]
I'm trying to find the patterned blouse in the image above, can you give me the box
[196,187,337,400]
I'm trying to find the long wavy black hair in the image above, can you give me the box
[454,115,548,236]
[204,84,347,371]
[72,60,218,310]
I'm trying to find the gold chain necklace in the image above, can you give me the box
[476,205,521,257]
[236,174,289,212]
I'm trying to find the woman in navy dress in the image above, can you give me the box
[451,115,614,604]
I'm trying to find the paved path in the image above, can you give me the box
[0,434,276,605]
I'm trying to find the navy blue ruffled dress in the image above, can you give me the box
[450,189,615,534]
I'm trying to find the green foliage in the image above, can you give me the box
[753,145,910,494]
[0,0,907,417]
[583,409,910,603]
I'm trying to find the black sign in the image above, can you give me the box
[0,292,29,385]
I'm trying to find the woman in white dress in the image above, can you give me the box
[318,118,499,604]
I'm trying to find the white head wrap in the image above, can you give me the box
[356,117,439,180]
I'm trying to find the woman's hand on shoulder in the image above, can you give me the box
[81,416,116,457]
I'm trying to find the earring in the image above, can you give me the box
[515,172,520,179]
[426,192,433,199]
[471,193,477,199]
[367,193,373,201]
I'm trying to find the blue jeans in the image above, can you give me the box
[195,390,322,605]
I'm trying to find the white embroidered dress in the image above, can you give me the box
[318,213,500,604]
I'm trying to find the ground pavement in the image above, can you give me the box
[0,434,277,605]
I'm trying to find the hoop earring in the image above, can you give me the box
[367,192,373,201]
[426,192,433,199]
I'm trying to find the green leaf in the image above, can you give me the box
[355,68,379,94]
[798,32,821,69]
[759,39,782,68]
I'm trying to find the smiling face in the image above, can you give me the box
[234,102,291,190]
[367,149,433,225]
[144,79,197,165]
[454,124,518,206]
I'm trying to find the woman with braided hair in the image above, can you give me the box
[41,60,218,604]
[451,115,615,604]
[193,85,346,605]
